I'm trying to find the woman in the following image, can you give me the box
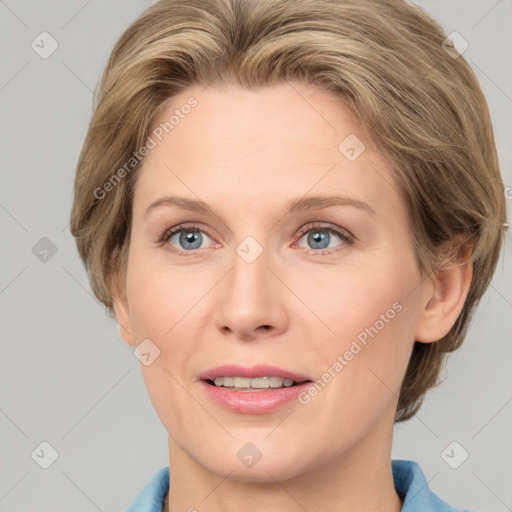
[70,0,507,510]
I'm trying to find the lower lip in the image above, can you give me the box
[200,380,313,414]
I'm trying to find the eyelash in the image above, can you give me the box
[157,222,355,257]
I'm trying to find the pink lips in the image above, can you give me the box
[198,363,311,383]
[198,364,313,415]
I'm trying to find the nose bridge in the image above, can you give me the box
[213,234,287,337]
[229,236,273,311]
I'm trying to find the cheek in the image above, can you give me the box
[300,261,411,345]
[124,254,207,424]
[299,259,417,401]
[125,252,205,342]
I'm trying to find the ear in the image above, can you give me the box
[110,273,136,347]
[414,235,474,344]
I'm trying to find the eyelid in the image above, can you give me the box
[296,222,355,242]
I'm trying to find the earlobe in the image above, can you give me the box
[110,274,136,347]
[414,239,474,344]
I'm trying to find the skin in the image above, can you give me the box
[112,82,473,511]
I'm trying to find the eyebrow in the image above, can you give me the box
[144,194,375,218]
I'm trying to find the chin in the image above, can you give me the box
[215,462,303,484]
[197,445,316,484]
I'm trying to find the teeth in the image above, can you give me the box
[212,376,296,389]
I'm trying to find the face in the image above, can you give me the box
[114,82,434,482]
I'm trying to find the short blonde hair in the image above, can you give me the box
[70,0,508,422]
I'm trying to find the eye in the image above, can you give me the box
[158,223,214,255]
[295,223,355,255]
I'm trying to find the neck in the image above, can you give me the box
[164,409,402,512]
[163,461,402,512]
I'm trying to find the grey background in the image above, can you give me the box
[0,1,511,511]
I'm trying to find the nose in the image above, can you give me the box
[212,241,288,341]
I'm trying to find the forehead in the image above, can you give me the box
[150,81,363,156]
[134,82,403,222]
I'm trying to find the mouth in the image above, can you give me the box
[203,376,311,391]
[198,364,314,414]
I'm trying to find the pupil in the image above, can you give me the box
[180,231,202,250]
[309,230,329,249]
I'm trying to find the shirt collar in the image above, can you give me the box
[392,459,468,511]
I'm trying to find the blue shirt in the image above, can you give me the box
[126,459,477,511]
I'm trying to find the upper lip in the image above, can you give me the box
[198,364,312,383]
